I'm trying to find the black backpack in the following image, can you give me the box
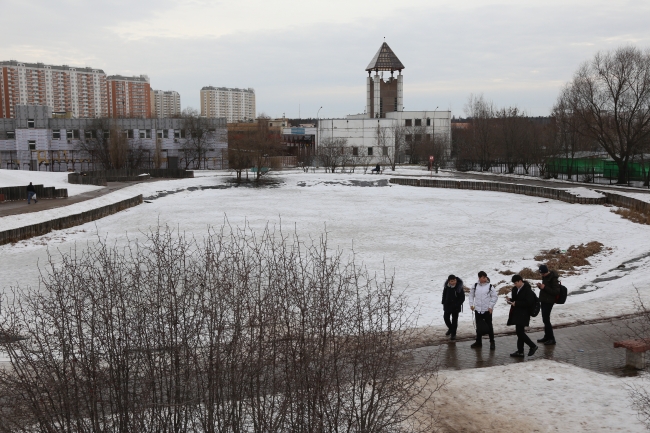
[555,285,568,305]
[530,290,541,318]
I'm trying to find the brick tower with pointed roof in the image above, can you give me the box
[366,42,404,118]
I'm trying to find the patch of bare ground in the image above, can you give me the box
[614,208,650,225]
[419,376,540,433]
[499,242,606,279]
[498,285,514,296]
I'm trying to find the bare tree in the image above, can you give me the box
[0,225,440,433]
[565,46,650,184]
[464,94,497,171]
[181,107,216,170]
[318,137,347,173]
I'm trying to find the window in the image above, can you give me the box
[157,130,163,139]
[67,129,79,139]
[163,129,169,139]
[383,146,388,156]
[104,131,110,139]
[85,130,97,139]
[52,130,61,139]
[426,118,431,126]
[415,119,422,126]
[406,134,412,142]
[140,129,151,139]
[6,131,15,139]
[352,147,359,156]
[28,140,36,150]
[405,119,412,127]
[27,119,35,128]
[367,147,373,156]
[174,129,181,139]
[181,129,186,138]
[128,129,134,139]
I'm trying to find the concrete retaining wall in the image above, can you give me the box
[68,169,193,186]
[0,195,143,246]
[0,184,68,201]
[597,191,650,213]
[390,178,607,205]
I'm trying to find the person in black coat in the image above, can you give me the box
[441,275,465,340]
[26,182,37,204]
[536,264,561,345]
[506,274,538,357]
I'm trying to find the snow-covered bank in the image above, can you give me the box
[1,171,648,331]
[433,359,646,432]
[0,169,104,196]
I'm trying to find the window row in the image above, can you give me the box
[404,119,432,127]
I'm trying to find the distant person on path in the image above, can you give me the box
[26,182,37,204]
[371,164,381,173]
[441,274,465,341]
[536,264,560,345]
[469,271,497,350]
[506,274,538,358]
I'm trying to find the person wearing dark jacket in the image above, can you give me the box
[536,264,560,345]
[441,275,465,340]
[26,182,37,204]
[506,275,538,357]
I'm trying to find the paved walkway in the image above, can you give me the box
[414,316,646,376]
[0,181,140,218]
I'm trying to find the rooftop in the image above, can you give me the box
[0,60,105,74]
[366,42,405,72]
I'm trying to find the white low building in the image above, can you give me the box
[315,42,451,165]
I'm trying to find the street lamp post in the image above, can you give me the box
[316,106,322,156]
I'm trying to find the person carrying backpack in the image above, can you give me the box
[506,274,538,358]
[536,264,561,345]
[469,271,498,350]
[441,274,465,341]
[26,182,38,204]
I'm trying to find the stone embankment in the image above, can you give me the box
[390,177,650,211]
[0,195,143,246]
[68,169,194,186]
[0,184,68,201]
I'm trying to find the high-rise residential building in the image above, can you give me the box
[0,60,108,119]
[200,86,255,123]
[107,75,151,118]
[151,89,181,118]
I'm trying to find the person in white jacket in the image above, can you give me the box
[469,271,498,350]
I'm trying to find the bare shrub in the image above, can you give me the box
[0,225,439,433]
[499,269,514,275]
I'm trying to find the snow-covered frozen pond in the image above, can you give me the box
[2,170,649,328]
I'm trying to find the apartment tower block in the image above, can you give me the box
[0,61,107,119]
[200,86,255,123]
[151,90,181,118]
[107,75,152,118]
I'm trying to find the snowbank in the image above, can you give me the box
[433,359,646,432]
[564,187,605,199]
[0,169,103,196]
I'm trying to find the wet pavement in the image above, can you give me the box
[415,316,647,377]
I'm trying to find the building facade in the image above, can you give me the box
[0,61,108,119]
[151,90,181,118]
[201,86,255,123]
[107,75,152,119]
[0,105,228,171]
[313,42,452,165]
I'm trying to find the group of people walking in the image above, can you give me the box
[441,264,561,358]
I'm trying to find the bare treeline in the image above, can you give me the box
[0,226,439,433]
[454,46,650,184]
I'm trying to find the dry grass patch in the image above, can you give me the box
[533,241,604,276]
[499,269,515,275]
[518,267,539,279]
[498,285,513,296]
[613,208,650,225]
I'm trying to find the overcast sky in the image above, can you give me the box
[2,0,649,118]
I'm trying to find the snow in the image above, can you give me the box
[0,169,104,196]
[432,359,647,432]
[610,191,650,204]
[564,187,605,199]
[1,170,649,337]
